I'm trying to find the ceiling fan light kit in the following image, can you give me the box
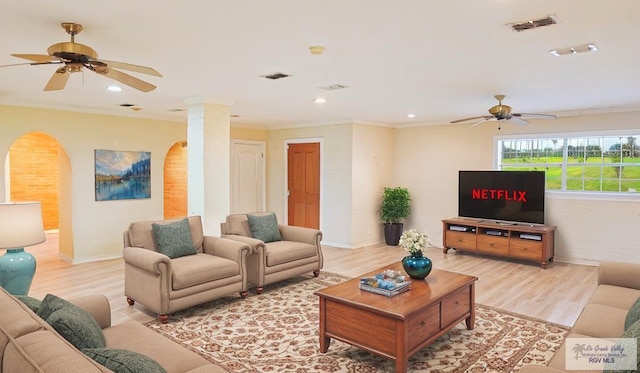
[3,22,161,92]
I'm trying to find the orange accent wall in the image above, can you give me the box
[9,132,60,230]
[164,141,188,219]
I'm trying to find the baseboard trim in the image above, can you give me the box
[67,253,123,265]
[321,241,353,249]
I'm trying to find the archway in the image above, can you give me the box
[164,141,188,219]
[5,132,72,260]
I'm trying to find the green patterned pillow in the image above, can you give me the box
[603,318,640,372]
[625,296,640,331]
[247,213,282,243]
[37,293,75,320]
[38,294,106,350]
[83,348,167,373]
[15,295,42,313]
[151,218,197,259]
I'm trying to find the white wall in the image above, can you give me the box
[266,123,395,249]
[394,111,640,265]
[0,105,185,263]
[351,124,395,248]
[3,103,638,264]
[268,124,356,248]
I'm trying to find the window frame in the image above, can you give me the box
[494,129,640,201]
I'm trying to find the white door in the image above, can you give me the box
[231,140,265,214]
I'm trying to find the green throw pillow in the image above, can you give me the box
[15,295,42,313]
[151,218,197,259]
[83,348,167,373]
[625,296,640,330]
[603,318,640,372]
[247,213,282,243]
[38,294,106,350]
[37,293,75,320]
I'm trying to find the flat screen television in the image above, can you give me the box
[458,170,545,225]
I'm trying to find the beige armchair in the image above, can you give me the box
[123,216,251,323]
[220,212,323,294]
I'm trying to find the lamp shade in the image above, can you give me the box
[0,202,46,249]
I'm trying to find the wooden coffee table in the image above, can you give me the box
[315,262,477,373]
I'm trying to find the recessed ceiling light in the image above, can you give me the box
[107,85,122,92]
[313,97,327,104]
[407,114,416,119]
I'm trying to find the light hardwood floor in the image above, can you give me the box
[17,232,597,327]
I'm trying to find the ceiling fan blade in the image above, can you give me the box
[97,59,162,77]
[450,116,492,124]
[507,116,530,126]
[97,67,157,92]
[513,113,557,120]
[467,117,492,128]
[11,54,61,63]
[44,67,71,91]
[0,62,38,68]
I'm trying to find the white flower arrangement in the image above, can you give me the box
[399,229,430,256]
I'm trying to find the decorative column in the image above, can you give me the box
[184,97,232,236]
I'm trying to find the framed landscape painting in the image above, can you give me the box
[95,149,151,201]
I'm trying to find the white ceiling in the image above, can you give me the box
[1,1,640,129]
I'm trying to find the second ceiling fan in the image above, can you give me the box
[451,95,557,128]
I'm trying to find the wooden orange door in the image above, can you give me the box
[287,143,320,229]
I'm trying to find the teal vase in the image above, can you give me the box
[0,248,36,295]
[401,253,432,279]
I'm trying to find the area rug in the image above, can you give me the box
[145,272,570,372]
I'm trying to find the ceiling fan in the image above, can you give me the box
[450,95,557,128]
[0,22,161,92]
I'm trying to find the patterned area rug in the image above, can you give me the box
[145,272,569,372]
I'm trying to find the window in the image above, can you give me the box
[497,135,640,194]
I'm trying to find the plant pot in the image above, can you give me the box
[384,223,404,246]
[401,253,433,279]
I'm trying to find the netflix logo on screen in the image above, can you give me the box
[471,189,527,202]
[458,171,545,225]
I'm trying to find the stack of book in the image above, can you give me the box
[359,270,412,297]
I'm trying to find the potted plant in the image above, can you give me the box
[378,187,411,246]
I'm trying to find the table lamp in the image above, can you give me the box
[0,202,46,295]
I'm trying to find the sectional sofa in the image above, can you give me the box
[521,261,640,372]
[0,287,228,372]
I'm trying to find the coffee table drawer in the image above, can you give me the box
[441,286,471,328]
[325,300,397,356]
[407,303,440,348]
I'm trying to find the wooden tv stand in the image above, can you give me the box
[442,217,556,269]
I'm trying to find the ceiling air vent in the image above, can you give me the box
[260,72,291,80]
[509,14,560,32]
[319,84,349,91]
[119,103,135,107]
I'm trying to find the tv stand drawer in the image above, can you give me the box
[477,235,508,256]
[445,231,476,250]
[509,240,543,260]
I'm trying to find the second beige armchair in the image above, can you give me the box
[221,212,323,293]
